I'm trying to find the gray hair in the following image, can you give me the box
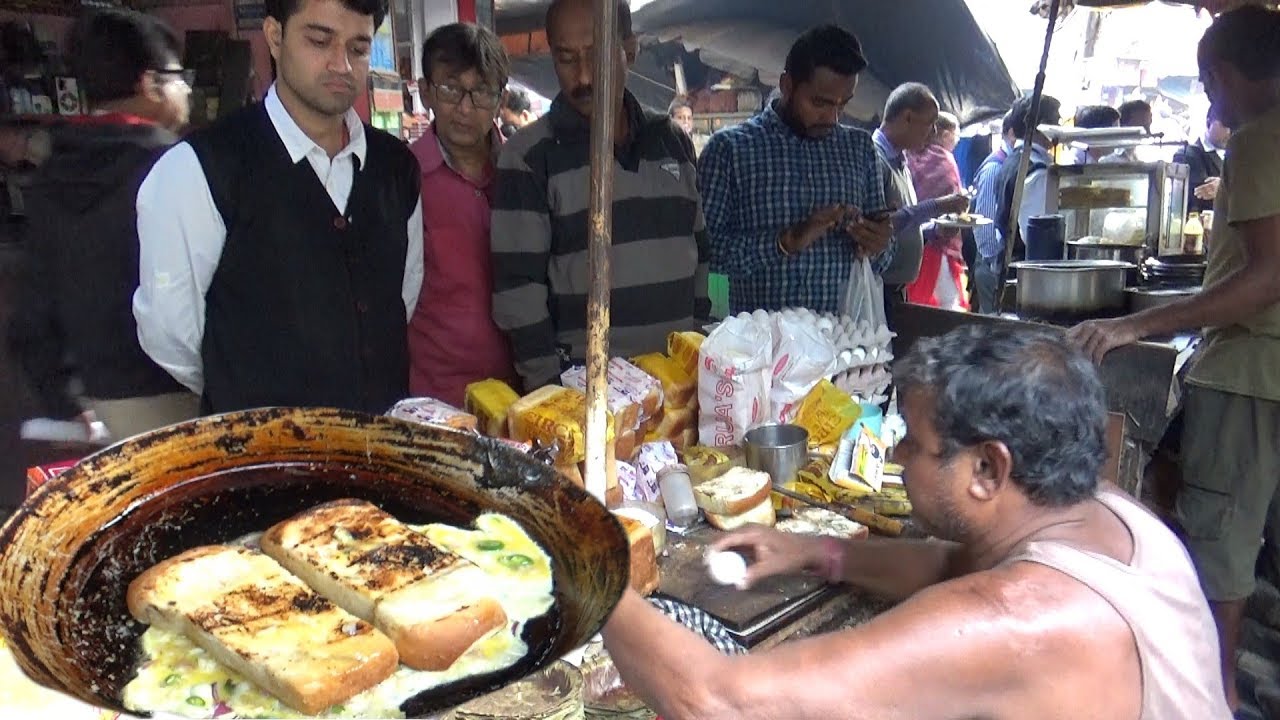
[883,82,937,122]
[894,324,1106,507]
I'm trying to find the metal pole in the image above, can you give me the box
[584,0,618,504]
[1001,0,1062,297]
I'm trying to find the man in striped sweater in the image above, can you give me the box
[489,0,710,392]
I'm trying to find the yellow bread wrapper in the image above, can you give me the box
[794,379,861,448]
[631,352,696,411]
[508,386,616,465]
[464,379,521,437]
[666,331,705,379]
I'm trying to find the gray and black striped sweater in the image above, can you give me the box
[490,91,710,392]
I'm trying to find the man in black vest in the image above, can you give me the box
[133,0,423,414]
[1174,107,1231,214]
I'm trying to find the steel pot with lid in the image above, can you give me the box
[1008,259,1135,320]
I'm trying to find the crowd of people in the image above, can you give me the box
[4,0,1280,716]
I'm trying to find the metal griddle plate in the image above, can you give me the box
[655,524,838,648]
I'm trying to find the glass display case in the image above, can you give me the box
[1045,161,1190,257]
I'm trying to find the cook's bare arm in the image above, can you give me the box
[603,572,1053,720]
[713,527,967,601]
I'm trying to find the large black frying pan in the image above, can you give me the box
[0,407,630,717]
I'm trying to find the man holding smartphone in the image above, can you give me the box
[699,25,893,315]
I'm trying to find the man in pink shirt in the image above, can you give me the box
[409,22,517,406]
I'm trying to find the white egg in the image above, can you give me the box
[737,311,752,321]
[838,349,854,366]
[706,551,748,588]
[752,309,770,325]
[852,347,867,362]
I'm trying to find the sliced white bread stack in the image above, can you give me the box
[694,467,776,530]
[261,499,507,672]
[126,545,399,715]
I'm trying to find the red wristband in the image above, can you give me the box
[818,537,845,584]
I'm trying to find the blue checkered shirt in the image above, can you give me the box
[699,103,890,314]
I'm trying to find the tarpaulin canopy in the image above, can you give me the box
[630,0,1020,126]
[495,0,1020,126]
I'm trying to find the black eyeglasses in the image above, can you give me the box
[431,82,500,111]
[154,69,196,87]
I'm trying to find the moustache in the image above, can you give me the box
[321,76,356,92]
[571,85,593,101]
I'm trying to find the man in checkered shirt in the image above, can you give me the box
[698,25,893,315]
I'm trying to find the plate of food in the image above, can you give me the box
[933,213,993,229]
[0,407,631,719]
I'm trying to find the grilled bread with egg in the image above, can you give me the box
[261,499,508,672]
[125,544,399,715]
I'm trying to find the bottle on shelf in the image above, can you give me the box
[1182,211,1204,255]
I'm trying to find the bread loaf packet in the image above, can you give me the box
[465,379,521,437]
[561,359,664,433]
[388,397,479,431]
[508,386,615,466]
[631,353,695,411]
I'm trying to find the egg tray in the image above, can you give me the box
[0,407,631,718]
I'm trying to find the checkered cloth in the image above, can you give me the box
[647,596,746,655]
[699,102,890,315]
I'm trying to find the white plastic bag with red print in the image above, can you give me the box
[769,315,837,424]
[697,315,771,447]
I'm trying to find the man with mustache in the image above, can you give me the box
[490,0,709,392]
[132,0,423,413]
[698,25,893,315]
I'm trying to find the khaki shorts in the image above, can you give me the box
[1177,385,1280,602]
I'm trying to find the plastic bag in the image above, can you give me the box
[840,256,887,329]
[697,315,771,447]
[769,315,837,423]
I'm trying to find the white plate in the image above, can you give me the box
[933,214,993,229]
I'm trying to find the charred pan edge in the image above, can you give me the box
[0,407,629,717]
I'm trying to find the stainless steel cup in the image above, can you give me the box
[744,424,809,487]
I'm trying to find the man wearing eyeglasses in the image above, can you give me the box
[406,23,518,407]
[132,0,424,414]
[8,8,199,440]
[490,0,710,392]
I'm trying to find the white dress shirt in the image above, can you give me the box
[133,85,424,395]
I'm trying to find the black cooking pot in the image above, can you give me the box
[0,407,630,717]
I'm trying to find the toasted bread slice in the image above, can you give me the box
[693,466,772,516]
[705,495,777,531]
[261,500,508,671]
[126,545,398,715]
[615,515,659,596]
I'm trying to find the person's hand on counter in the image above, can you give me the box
[709,526,833,588]
[1067,316,1144,364]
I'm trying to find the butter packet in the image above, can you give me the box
[794,379,861,447]
[388,397,478,431]
[852,425,887,492]
[633,441,677,503]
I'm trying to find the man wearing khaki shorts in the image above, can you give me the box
[1068,6,1280,711]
